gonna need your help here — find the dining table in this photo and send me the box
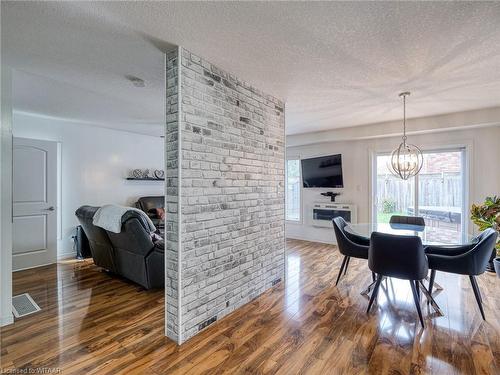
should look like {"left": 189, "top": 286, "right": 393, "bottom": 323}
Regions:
{"left": 344, "top": 222, "right": 475, "bottom": 315}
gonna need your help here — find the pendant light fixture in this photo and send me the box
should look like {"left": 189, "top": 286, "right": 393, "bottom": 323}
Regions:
{"left": 388, "top": 92, "right": 423, "bottom": 180}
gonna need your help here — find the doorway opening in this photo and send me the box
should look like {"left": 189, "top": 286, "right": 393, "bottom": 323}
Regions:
{"left": 12, "top": 137, "right": 59, "bottom": 271}
{"left": 372, "top": 147, "right": 468, "bottom": 243}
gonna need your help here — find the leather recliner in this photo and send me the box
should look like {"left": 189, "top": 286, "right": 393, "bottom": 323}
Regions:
{"left": 75, "top": 206, "right": 164, "bottom": 289}
{"left": 135, "top": 196, "right": 165, "bottom": 229}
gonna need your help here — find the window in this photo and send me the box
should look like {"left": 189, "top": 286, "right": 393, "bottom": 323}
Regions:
{"left": 286, "top": 159, "right": 301, "bottom": 221}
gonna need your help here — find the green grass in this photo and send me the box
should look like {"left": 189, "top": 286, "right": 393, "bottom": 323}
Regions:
{"left": 377, "top": 211, "right": 405, "bottom": 223}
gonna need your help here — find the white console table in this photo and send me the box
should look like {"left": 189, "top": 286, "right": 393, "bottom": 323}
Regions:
{"left": 311, "top": 202, "right": 357, "bottom": 228}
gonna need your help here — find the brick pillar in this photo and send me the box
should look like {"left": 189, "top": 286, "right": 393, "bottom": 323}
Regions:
{"left": 165, "top": 47, "right": 285, "bottom": 343}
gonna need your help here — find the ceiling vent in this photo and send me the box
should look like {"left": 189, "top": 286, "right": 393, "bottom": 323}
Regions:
{"left": 12, "top": 293, "right": 41, "bottom": 318}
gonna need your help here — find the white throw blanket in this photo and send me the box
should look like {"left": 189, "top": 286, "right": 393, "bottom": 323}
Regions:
{"left": 93, "top": 204, "right": 156, "bottom": 234}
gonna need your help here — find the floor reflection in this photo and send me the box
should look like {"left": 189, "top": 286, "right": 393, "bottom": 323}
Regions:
{"left": 285, "top": 254, "right": 301, "bottom": 315}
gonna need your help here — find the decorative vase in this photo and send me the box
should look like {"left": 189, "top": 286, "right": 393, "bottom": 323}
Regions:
{"left": 494, "top": 258, "right": 500, "bottom": 278}
{"left": 486, "top": 248, "right": 497, "bottom": 273}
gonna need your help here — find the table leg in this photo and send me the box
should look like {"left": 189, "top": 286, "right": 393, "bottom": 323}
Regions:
{"left": 433, "top": 281, "right": 444, "bottom": 291}
{"left": 419, "top": 280, "right": 444, "bottom": 316}
{"left": 361, "top": 275, "right": 388, "bottom": 297}
{"left": 424, "top": 275, "right": 444, "bottom": 291}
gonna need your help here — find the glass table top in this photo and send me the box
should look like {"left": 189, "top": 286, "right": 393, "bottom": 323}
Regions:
{"left": 345, "top": 222, "right": 474, "bottom": 246}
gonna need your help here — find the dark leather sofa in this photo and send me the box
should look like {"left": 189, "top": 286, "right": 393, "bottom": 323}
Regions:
{"left": 75, "top": 206, "right": 164, "bottom": 289}
{"left": 135, "top": 196, "right": 165, "bottom": 230}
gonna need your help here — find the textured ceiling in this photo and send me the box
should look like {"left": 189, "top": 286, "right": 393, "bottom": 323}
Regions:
{"left": 3, "top": 1, "right": 500, "bottom": 135}
{"left": 2, "top": 1, "right": 169, "bottom": 136}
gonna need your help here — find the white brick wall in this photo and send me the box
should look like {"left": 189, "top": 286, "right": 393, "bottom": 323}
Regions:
{"left": 166, "top": 47, "right": 285, "bottom": 343}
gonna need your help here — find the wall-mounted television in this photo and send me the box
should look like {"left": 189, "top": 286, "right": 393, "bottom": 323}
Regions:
{"left": 301, "top": 154, "right": 343, "bottom": 188}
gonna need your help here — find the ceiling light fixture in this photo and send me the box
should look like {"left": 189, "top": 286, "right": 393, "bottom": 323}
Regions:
{"left": 125, "top": 75, "right": 145, "bottom": 88}
{"left": 388, "top": 92, "right": 424, "bottom": 180}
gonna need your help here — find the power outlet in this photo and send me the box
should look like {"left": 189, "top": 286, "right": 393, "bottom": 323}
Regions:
{"left": 198, "top": 315, "right": 217, "bottom": 332}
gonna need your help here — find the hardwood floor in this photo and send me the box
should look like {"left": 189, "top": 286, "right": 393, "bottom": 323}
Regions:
{"left": 1, "top": 239, "right": 499, "bottom": 374}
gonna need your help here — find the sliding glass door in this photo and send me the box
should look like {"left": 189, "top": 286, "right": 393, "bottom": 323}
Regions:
{"left": 373, "top": 148, "right": 467, "bottom": 240}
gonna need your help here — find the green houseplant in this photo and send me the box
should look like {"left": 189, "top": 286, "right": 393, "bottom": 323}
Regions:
{"left": 470, "top": 196, "right": 500, "bottom": 275}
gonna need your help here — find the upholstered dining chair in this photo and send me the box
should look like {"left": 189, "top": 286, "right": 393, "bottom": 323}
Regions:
{"left": 367, "top": 232, "right": 429, "bottom": 327}
{"left": 425, "top": 228, "right": 498, "bottom": 320}
{"left": 390, "top": 215, "right": 426, "bottom": 227}
{"left": 332, "top": 217, "right": 371, "bottom": 286}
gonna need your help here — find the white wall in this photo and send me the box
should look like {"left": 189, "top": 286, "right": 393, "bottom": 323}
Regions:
{"left": 1, "top": 66, "right": 14, "bottom": 326}
{"left": 286, "top": 125, "right": 500, "bottom": 244}
{"left": 13, "top": 112, "right": 164, "bottom": 257}
{"left": 287, "top": 106, "right": 500, "bottom": 147}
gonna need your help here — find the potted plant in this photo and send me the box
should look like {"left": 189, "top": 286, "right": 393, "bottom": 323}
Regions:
{"left": 470, "top": 196, "right": 500, "bottom": 276}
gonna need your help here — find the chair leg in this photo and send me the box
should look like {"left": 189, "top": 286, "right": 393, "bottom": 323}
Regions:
{"left": 428, "top": 269, "right": 436, "bottom": 295}
{"left": 410, "top": 280, "right": 425, "bottom": 328}
{"left": 469, "top": 275, "right": 485, "bottom": 320}
{"left": 470, "top": 276, "right": 483, "bottom": 303}
{"left": 343, "top": 257, "right": 350, "bottom": 276}
{"left": 336, "top": 256, "right": 348, "bottom": 286}
{"left": 367, "top": 276, "right": 383, "bottom": 313}
{"left": 372, "top": 272, "right": 376, "bottom": 282}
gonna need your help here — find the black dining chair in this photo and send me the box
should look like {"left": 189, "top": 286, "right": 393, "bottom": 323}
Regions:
{"left": 425, "top": 228, "right": 498, "bottom": 320}
{"left": 332, "top": 217, "right": 371, "bottom": 286}
{"left": 390, "top": 215, "right": 426, "bottom": 227}
{"left": 367, "top": 232, "right": 429, "bottom": 327}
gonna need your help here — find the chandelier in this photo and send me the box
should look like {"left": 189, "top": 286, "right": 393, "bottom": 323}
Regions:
{"left": 388, "top": 92, "right": 423, "bottom": 180}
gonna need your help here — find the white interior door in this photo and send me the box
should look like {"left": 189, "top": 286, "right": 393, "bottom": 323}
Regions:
{"left": 373, "top": 154, "right": 415, "bottom": 223}
{"left": 12, "top": 137, "right": 57, "bottom": 271}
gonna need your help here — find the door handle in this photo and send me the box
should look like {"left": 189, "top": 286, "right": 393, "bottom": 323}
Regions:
{"left": 43, "top": 206, "right": 55, "bottom": 211}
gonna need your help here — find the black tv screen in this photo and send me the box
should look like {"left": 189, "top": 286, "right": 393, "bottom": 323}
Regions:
{"left": 301, "top": 154, "right": 343, "bottom": 188}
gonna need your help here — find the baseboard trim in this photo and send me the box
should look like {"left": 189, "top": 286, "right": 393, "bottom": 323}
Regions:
{"left": 13, "top": 255, "right": 77, "bottom": 272}
{"left": 286, "top": 235, "right": 335, "bottom": 245}
{"left": 58, "top": 252, "right": 76, "bottom": 260}
{"left": 1, "top": 314, "right": 14, "bottom": 327}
